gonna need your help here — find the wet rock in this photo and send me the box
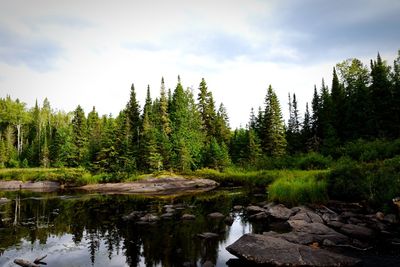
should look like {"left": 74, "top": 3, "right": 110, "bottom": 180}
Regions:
{"left": 246, "top": 205, "right": 265, "bottom": 214}
{"left": 202, "top": 260, "right": 214, "bottom": 267}
{"left": 340, "top": 224, "right": 374, "bottom": 240}
{"left": 161, "top": 213, "right": 174, "bottom": 219}
{"left": 165, "top": 208, "right": 175, "bottom": 213}
{"left": 0, "top": 198, "right": 10, "bottom": 205}
{"left": 197, "top": 232, "right": 219, "bottom": 239}
{"left": 290, "top": 207, "right": 323, "bottom": 224}
{"left": 139, "top": 214, "right": 160, "bottom": 223}
{"left": 181, "top": 214, "right": 196, "bottom": 220}
{"left": 326, "top": 220, "right": 345, "bottom": 229}
{"left": 383, "top": 214, "right": 398, "bottom": 224}
{"left": 249, "top": 212, "right": 268, "bottom": 221}
{"left": 224, "top": 216, "right": 234, "bottom": 226}
{"left": 265, "top": 204, "right": 294, "bottom": 220}
{"left": 288, "top": 219, "right": 349, "bottom": 245}
{"left": 207, "top": 212, "right": 225, "bottom": 219}
{"left": 226, "top": 234, "right": 361, "bottom": 266}
{"left": 233, "top": 205, "right": 243, "bottom": 211}
{"left": 164, "top": 204, "right": 174, "bottom": 209}
{"left": 123, "top": 211, "right": 143, "bottom": 221}
{"left": 375, "top": 211, "right": 385, "bottom": 221}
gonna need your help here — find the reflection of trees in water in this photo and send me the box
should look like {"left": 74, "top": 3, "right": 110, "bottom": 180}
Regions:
{"left": 0, "top": 189, "right": 254, "bottom": 266}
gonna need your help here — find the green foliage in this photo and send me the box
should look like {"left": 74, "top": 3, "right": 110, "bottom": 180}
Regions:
{"left": 328, "top": 157, "right": 400, "bottom": 207}
{"left": 268, "top": 172, "right": 328, "bottom": 206}
{"left": 297, "top": 152, "right": 332, "bottom": 170}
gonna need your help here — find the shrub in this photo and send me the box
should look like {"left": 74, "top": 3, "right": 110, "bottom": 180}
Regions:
{"left": 297, "top": 152, "right": 332, "bottom": 170}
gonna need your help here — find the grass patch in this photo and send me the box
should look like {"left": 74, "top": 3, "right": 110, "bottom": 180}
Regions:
{"left": 268, "top": 171, "right": 328, "bottom": 206}
{"left": 193, "top": 167, "right": 326, "bottom": 187}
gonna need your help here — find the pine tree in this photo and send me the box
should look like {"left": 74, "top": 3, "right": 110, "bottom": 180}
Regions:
{"left": 370, "top": 53, "right": 393, "bottom": 137}
{"left": 301, "top": 103, "right": 312, "bottom": 152}
{"left": 87, "top": 106, "right": 101, "bottom": 167}
{"left": 126, "top": 84, "right": 141, "bottom": 169}
{"left": 214, "top": 103, "right": 231, "bottom": 145}
{"left": 71, "top": 105, "right": 87, "bottom": 166}
{"left": 331, "top": 67, "right": 345, "bottom": 140}
{"left": 286, "top": 93, "right": 301, "bottom": 154}
{"left": 197, "top": 78, "right": 216, "bottom": 140}
{"left": 310, "top": 86, "right": 321, "bottom": 150}
{"left": 262, "top": 85, "right": 287, "bottom": 157}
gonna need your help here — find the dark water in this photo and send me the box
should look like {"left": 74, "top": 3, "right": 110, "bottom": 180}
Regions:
{"left": 1, "top": 189, "right": 400, "bottom": 267}
{"left": 0, "top": 188, "right": 272, "bottom": 267}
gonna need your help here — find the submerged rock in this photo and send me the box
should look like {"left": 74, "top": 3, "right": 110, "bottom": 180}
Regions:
{"left": 181, "top": 214, "right": 196, "bottom": 220}
{"left": 224, "top": 216, "right": 234, "bottom": 226}
{"left": 226, "top": 234, "right": 361, "bottom": 266}
{"left": 207, "top": 212, "right": 225, "bottom": 219}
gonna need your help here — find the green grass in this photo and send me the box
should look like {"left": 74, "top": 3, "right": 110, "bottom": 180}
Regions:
{"left": 193, "top": 167, "right": 327, "bottom": 187}
{"left": 268, "top": 171, "right": 328, "bottom": 206}
{"left": 0, "top": 168, "right": 98, "bottom": 186}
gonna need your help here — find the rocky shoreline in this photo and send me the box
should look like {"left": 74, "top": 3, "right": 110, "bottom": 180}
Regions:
{"left": 227, "top": 201, "right": 400, "bottom": 266}
{"left": 0, "top": 177, "right": 219, "bottom": 195}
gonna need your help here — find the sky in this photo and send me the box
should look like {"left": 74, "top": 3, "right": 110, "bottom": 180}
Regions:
{"left": 0, "top": 0, "right": 399, "bottom": 128}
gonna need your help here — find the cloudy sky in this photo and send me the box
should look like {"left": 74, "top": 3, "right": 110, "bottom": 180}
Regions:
{"left": 1, "top": 0, "right": 399, "bottom": 128}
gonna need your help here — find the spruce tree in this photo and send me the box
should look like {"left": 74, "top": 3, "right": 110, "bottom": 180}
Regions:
{"left": 71, "top": 105, "right": 87, "bottom": 166}
{"left": 126, "top": 83, "right": 141, "bottom": 168}
{"left": 197, "top": 78, "right": 216, "bottom": 140}
{"left": 262, "top": 85, "right": 287, "bottom": 157}
{"left": 286, "top": 93, "right": 301, "bottom": 154}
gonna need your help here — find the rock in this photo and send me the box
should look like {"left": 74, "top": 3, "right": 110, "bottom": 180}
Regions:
{"left": 376, "top": 211, "right": 385, "bottom": 221}
{"left": 202, "top": 260, "right": 214, "bottom": 267}
{"left": 0, "top": 198, "right": 10, "bottom": 205}
{"left": 288, "top": 220, "right": 349, "bottom": 245}
{"left": 246, "top": 205, "right": 266, "bottom": 214}
{"left": 233, "top": 205, "right": 243, "bottom": 211}
{"left": 249, "top": 212, "right": 268, "bottom": 220}
{"left": 226, "top": 234, "right": 361, "bottom": 266}
{"left": 139, "top": 214, "right": 160, "bottom": 223}
{"left": 161, "top": 213, "right": 174, "bottom": 219}
{"left": 197, "top": 232, "right": 219, "bottom": 239}
{"left": 123, "top": 211, "right": 143, "bottom": 221}
{"left": 181, "top": 214, "right": 196, "bottom": 220}
{"left": 207, "top": 212, "right": 225, "bottom": 219}
{"left": 290, "top": 208, "right": 323, "bottom": 224}
{"left": 265, "top": 204, "right": 294, "bottom": 220}
{"left": 224, "top": 216, "right": 234, "bottom": 226}
{"left": 165, "top": 208, "right": 175, "bottom": 213}
{"left": 383, "top": 214, "right": 398, "bottom": 224}
{"left": 164, "top": 204, "right": 174, "bottom": 209}
{"left": 339, "top": 224, "right": 374, "bottom": 239}
{"left": 326, "top": 220, "right": 345, "bottom": 229}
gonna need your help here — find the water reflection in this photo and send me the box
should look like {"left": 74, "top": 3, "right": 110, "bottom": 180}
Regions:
{"left": 0, "top": 189, "right": 264, "bottom": 267}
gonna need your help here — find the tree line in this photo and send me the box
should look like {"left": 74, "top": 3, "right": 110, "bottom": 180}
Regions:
{"left": 1, "top": 51, "right": 399, "bottom": 172}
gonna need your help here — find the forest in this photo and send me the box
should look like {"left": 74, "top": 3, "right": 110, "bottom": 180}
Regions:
{"left": 1, "top": 51, "right": 400, "bottom": 206}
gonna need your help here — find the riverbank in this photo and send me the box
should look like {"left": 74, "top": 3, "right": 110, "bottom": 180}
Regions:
{"left": 0, "top": 175, "right": 219, "bottom": 195}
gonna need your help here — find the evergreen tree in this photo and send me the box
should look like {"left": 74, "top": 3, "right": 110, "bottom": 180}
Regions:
{"left": 197, "top": 78, "right": 216, "bottom": 140}
{"left": 331, "top": 67, "right": 345, "bottom": 141}
{"left": 370, "top": 53, "right": 393, "bottom": 137}
{"left": 286, "top": 93, "right": 301, "bottom": 154}
{"left": 214, "top": 103, "right": 231, "bottom": 145}
{"left": 87, "top": 106, "right": 101, "bottom": 167}
{"left": 301, "top": 102, "right": 312, "bottom": 152}
{"left": 71, "top": 105, "right": 87, "bottom": 166}
{"left": 126, "top": 84, "right": 141, "bottom": 169}
{"left": 310, "top": 86, "right": 321, "bottom": 150}
{"left": 261, "top": 85, "right": 287, "bottom": 157}
{"left": 393, "top": 51, "right": 400, "bottom": 137}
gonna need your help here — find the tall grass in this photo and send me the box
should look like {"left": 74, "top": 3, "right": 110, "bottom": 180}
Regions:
{"left": 268, "top": 172, "right": 328, "bottom": 206}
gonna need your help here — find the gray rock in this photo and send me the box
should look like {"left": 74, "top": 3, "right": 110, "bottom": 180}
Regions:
{"left": 233, "top": 205, "right": 243, "bottom": 211}
{"left": 161, "top": 213, "right": 174, "bottom": 219}
{"left": 0, "top": 198, "right": 10, "bottom": 205}
{"left": 340, "top": 224, "right": 374, "bottom": 239}
{"left": 249, "top": 212, "right": 268, "bottom": 220}
{"left": 207, "top": 212, "right": 225, "bottom": 219}
{"left": 290, "top": 208, "right": 323, "bottom": 224}
{"left": 123, "top": 211, "right": 143, "bottom": 221}
{"left": 197, "top": 232, "right": 219, "bottom": 239}
{"left": 246, "top": 205, "right": 266, "bottom": 214}
{"left": 383, "top": 214, "right": 398, "bottom": 224}
{"left": 266, "top": 204, "right": 294, "bottom": 220}
{"left": 326, "top": 220, "right": 345, "bottom": 229}
{"left": 375, "top": 211, "right": 385, "bottom": 221}
{"left": 165, "top": 208, "right": 175, "bottom": 213}
{"left": 181, "top": 214, "right": 196, "bottom": 220}
{"left": 139, "top": 214, "right": 160, "bottom": 223}
{"left": 202, "top": 260, "right": 214, "bottom": 267}
{"left": 224, "top": 216, "right": 234, "bottom": 226}
{"left": 288, "top": 219, "right": 349, "bottom": 245}
{"left": 226, "top": 234, "right": 361, "bottom": 266}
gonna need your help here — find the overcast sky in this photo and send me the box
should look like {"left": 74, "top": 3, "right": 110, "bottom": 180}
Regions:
{"left": 1, "top": 0, "right": 399, "bottom": 128}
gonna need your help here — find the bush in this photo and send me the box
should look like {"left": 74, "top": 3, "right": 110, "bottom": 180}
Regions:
{"left": 328, "top": 156, "right": 400, "bottom": 207}
{"left": 297, "top": 152, "right": 332, "bottom": 170}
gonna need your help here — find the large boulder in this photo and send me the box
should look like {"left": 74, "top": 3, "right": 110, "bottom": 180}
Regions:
{"left": 288, "top": 219, "right": 349, "bottom": 245}
{"left": 290, "top": 207, "right": 324, "bottom": 224}
{"left": 339, "top": 224, "right": 375, "bottom": 240}
{"left": 265, "top": 204, "right": 294, "bottom": 220}
{"left": 246, "top": 205, "right": 266, "bottom": 214}
{"left": 207, "top": 212, "right": 225, "bottom": 219}
{"left": 226, "top": 234, "right": 361, "bottom": 266}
